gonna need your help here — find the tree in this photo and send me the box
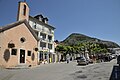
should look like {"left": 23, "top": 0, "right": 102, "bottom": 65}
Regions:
{"left": 55, "top": 41, "right": 108, "bottom": 61}
{"left": 56, "top": 44, "right": 67, "bottom": 61}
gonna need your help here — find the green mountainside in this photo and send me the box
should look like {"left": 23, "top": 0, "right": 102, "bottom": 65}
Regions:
{"left": 61, "top": 33, "right": 120, "bottom": 48}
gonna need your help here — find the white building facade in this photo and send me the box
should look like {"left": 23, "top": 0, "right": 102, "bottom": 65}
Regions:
{"left": 29, "top": 15, "right": 56, "bottom": 64}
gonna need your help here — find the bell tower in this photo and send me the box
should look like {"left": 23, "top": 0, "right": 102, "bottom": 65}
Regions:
{"left": 17, "top": 1, "right": 29, "bottom": 21}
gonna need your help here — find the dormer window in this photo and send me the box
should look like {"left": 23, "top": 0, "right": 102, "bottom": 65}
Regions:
{"left": 23, "top": 5, "right": 26, "bottom": 16}
{"left": 42, "top": 17, "right": 48, "bottom": 24}
{"left": 34, "top": 15, "right": 43, "bottom": 21}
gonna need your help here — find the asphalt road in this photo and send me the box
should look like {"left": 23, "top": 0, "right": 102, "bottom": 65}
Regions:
{"left": 0, "top": 59, "right": 117, "bottom": 80}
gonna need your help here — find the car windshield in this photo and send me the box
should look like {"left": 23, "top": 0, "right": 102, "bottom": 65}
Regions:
{"left": 77, "top": 57, "right": 85, "bottom": 60}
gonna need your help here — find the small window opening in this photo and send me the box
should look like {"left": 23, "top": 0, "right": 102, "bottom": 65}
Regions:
{"left": 11, "top": 49, "right": 17, "bottom": 55}
{"left": 28, "top": 51, "right": 31, "bottom": 56}
{"left": 23, "top": 5, "right": 26, "bottom": 16}
{"left": 20, "top": 37, "right": 26, "bottom": 43}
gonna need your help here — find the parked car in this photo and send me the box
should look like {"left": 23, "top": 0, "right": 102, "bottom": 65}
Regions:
{"left": 104, "top": 55, "right": 111, "bottom": 62}
{"left": 76, "top": 57, "right": 89, "bottom": 65}
{"left": 110, "top": 54, "right": 116, "bottom": 59}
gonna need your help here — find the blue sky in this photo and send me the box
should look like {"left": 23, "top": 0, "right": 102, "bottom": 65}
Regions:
{"left": 0, "top": 0, "right": 120, "bottom": 45}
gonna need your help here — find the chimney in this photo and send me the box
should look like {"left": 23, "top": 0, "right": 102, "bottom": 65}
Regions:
{"left": 17, "top": 1, "right": 29, "bottom": 21}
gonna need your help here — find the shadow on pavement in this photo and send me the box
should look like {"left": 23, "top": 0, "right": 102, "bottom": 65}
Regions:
{"left": 77, "top": 64, "right": 87, "bottom": 66}
{"left": 109, "top": 65, "right": 120, "bottom": 80}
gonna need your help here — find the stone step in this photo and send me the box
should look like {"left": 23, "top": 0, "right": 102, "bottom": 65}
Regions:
{"left": 6, "top": 64, "right": 30, "bottom": 69}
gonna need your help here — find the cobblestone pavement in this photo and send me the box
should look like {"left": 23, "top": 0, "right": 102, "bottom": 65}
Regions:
{"left": 0, "top": 59, "right": 117, "bottom": 80}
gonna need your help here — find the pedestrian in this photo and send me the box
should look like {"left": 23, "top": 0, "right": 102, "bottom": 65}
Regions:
{"left": 66, "top": 54, "right": 70, "bottom": 63}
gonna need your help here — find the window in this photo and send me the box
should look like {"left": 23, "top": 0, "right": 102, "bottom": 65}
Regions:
{"left": 23, "top": 5, "right": 26, "bottom": 16}
{"left": 11, "top": 49, "right": 17, "bottom": 55}
{"left": 20, "top": 37, "right": 26, "bottom": 43}
{"left": 48, "top": 44, "right": 52, "bottom": 49}
{"left": 48, "top": 35, "right": 52, "bottom": 42}
{"left": 39, "top": 51, "right": 43, "bottom": 61}
{"left": 28, "top": 51, "right": 31, "bottom": 56}
{"left": 35, "top": 31, "right": 39, "bottom": 36}
{"left": 40, "top": 42, "right": 46, "bottom": 48}
{"left": 40, "top": 33, "right": 46, "bottom": 40}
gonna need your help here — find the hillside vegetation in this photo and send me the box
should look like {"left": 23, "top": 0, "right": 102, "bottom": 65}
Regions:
{"left": 62, "top": 33, "right": 120, "bottom": 48}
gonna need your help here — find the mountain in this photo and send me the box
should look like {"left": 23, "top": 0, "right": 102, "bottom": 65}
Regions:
{"left": 61, "top": 33, "right": 120, "bottom": 48}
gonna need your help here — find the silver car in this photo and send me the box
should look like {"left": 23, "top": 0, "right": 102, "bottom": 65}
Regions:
{"left": 76, "top": 57, "right": 88, "bottom": 65}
